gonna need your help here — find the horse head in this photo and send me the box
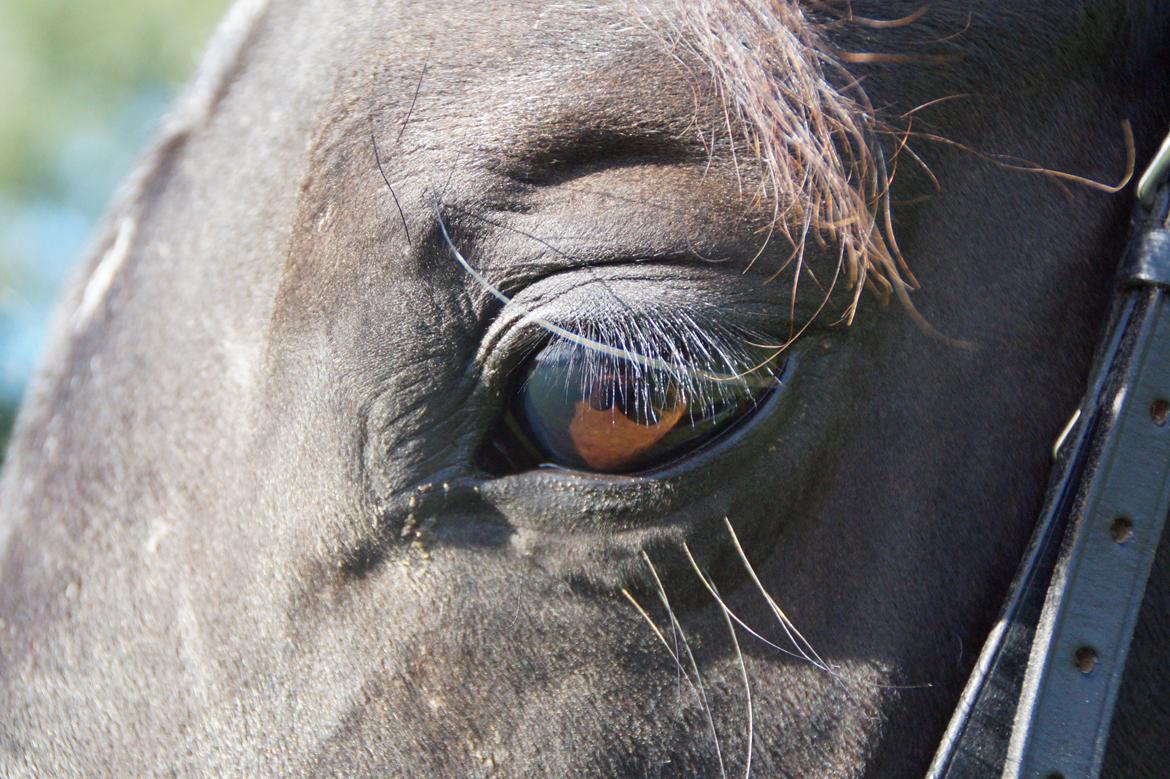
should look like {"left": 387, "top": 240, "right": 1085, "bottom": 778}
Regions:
{"left": 2, "top": 1, "right": 1168, "bottom": 775}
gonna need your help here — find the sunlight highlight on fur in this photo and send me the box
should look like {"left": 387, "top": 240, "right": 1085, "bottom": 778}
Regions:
{"left": 646, "top": 0, "right": 915, "bottom": 323}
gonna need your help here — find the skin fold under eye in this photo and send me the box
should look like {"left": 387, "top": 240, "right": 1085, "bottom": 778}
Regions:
{"left": 479, "top": 313, "right": 787, "bottom": 476}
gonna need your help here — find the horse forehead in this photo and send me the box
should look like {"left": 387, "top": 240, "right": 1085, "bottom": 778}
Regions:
{"left": 332, "top": 0, "right": 664, "bottom": 78}
{"left": 271, "top": 2, "right": 710, "bottom": 287}
{"left": 355, "top": 1, "right": 692, "bottom": 124}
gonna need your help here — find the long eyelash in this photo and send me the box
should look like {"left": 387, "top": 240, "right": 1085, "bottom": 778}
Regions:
{"left": 434, "top": 203, "right": 788, "bottom": 420}
{"left": 539, "top": 310, "right": 784, "bottom": 424}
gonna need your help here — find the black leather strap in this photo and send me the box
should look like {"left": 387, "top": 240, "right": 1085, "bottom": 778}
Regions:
{"left": 929, "top": 151, "right": 1170, "bottom": 779}
{"left": 1122, "top": 189, "right": 1170, "bottom": 288}
{"left": 1005, "top": 184, "right": 1170, "bottom": 778}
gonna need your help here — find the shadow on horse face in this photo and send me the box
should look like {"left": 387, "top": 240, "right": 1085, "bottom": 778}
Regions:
{"left": 2, "top": 1, "right": 1168, "bottom": 776}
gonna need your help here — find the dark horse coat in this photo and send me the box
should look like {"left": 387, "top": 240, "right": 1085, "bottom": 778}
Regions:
{"left": 2, "top": 1, "right": 1168, "bottom": 776}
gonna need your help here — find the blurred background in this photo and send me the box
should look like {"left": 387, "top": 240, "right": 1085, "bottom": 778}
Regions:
{"left": 0, "top": 0, "right": 229, "bottom": 457}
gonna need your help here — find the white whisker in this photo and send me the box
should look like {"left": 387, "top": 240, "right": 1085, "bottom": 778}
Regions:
{"left": 643, "top": 552, "right": 728, "bottom": 779}
{"left": 622, "top": 587, "right": 695, "bottom": 718}
{"left": 682, "top": 542, "right": 809, "bottom": 664}
{"left": 710, "top": 578, "right": 754, "bottom": 779}
{"left": 723, "top": 517, "right": 835, "bottom": 674}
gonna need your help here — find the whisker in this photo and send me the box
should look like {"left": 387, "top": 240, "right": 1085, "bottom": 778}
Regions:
{"left": 722, "top": 518, "right": 834, "bottom": 674}
{"left": 710, "top": 578, "right": 754, "bottom": 779}
{"left": 682, "top": 542, "right": 809, "bottom": 664}
{"left": 622, "top": 587, "right": 691, "bottom": 713}
{"left": 714, "top": 520, "right": 938, "bottom": 696}
{"left": 395, "top": 42, "right": 431, "bottom": 144}
{"left": 643, "top": 552, "right": 728, "bottom": 779}
{"left": 370, "top": 119, "right": 412, "bottom": 246}
{"left": 442, "top": 203, "right": 574, "bottom": 262}
{"left": 622, "top": 587, "right": 676, "bottom": 655}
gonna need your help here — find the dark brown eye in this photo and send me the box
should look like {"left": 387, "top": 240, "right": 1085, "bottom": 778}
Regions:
{"left": 486, "top": 337, "right": 781, "bottom": 475}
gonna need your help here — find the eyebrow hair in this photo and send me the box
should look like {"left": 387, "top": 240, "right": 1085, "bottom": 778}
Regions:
{"left": 650, "top": 0, "right": 912, "bottom": 325}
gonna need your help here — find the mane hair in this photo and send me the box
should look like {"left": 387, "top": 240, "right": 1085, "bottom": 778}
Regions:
{"left": 650, "top": 0, "right": 913, "bottom": 325}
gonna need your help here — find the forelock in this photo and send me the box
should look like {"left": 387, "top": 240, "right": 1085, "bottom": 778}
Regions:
{"left": 643, "top": 0, "right": 911, "bottom": 325}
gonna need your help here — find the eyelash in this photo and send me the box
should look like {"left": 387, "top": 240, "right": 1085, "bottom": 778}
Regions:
{"left": 437, "top": 203, "right": 786, "bottom": 418}
{"left": 438, "top": 203, "right": 792, "bottom": 473}
{"left": 521, "top": 309, "right": 785, "bottom": 426}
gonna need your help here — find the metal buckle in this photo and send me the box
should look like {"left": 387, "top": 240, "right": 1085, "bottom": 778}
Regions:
{"left": 1136, "top": 129, "right": 1170, "bottom": 208}
{"left": 1123, "top": 132, "right": 1170, "bottom": 289}
{"left": 1052, "top": 408, "right": 1082, "bottom": 460}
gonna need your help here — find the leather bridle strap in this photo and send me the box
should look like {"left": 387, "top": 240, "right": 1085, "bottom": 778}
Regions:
{"left": 929, "top": 131, "right": 1170, "bottom": 779}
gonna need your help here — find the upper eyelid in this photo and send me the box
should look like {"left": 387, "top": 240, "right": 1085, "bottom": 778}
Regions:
{"left": 441, "top": 202, "right": 726, "bottom": 300}
{"left": 441, "top": 213, "right": 678, "bottom": 375}
{"left": 438, "top": 202, "right": 830, "bottom": 390}
{"left": 434, "top": 158, "right": 771, "bottom": 283}
{"left": 475, "top": 268, "right": 797, "bottom": 405}
{"left": 438, "top": 203, "right": 843, "bottom": 340}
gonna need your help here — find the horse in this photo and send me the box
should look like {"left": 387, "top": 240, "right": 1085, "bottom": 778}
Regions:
{"left": 2, "top": 0, "right": 1168, "bottom": 775}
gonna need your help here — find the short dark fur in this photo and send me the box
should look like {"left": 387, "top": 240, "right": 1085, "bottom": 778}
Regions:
{"left": 1, "top": 1, "right": 1168, "bottom": 776}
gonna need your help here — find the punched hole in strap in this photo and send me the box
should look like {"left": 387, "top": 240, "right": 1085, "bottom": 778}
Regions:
{"left": 1151, "top": 398, "right": 1169, "bottom": 426}
{"left": 1074, "top": 646, "right": 1099, "bottom": 675}
{"left": 1110, "top": 516, "right": 1134, "bottom": 544}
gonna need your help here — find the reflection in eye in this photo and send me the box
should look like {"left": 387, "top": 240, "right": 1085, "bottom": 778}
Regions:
{"left": 487, "top": 324, "right": 785, "bottom": 475}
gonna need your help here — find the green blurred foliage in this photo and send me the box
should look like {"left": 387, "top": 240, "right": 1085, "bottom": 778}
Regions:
{"left": 0, "top": 0, "right": 228, "bottom": 199}
{"left": 0, "top": 0, "right": 229, "bottom": 459}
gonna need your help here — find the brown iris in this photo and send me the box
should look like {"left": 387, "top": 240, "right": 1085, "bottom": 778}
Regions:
{"left": 566, "top": 383, "right": 688, "bottom": 471}
{"left": 506, "top": 343, "right": 767, "bottom": 474}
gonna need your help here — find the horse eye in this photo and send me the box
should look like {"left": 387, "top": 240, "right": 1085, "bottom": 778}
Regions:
{"left": 488, "top": 340, "right": 778, "bottom": 475}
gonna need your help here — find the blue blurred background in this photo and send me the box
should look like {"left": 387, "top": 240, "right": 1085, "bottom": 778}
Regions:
{"left": 0, "top": 0, "right": 229, "bottom": 455}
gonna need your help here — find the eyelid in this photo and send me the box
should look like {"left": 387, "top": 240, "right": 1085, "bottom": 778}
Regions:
{"left": 475, "top": 270, "right": 801, "bottom": 454}
{"left": 476, "top": 263, "right": 803, "bottom": 382}
{"left": 442, "top": 210, "right": 745, "bottom": 376}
